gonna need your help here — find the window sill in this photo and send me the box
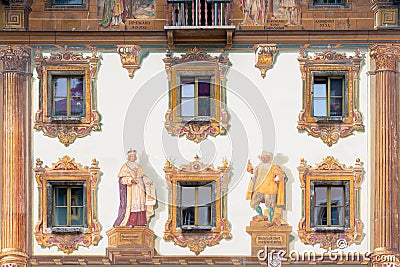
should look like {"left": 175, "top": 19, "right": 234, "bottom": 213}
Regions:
{"left": 51, "top": 227, "right": 87, "bottom": 234}
{"left": 50, "top": 117, "right": 83, "bottom": 124}
{"left": 308, "top": 4, "right": 350, "bottom": 9}
{"left": 314, "top": 116, "right": 344, "bottom": 122}
{"left": 312, "top": 226, "right": 346, "bottom": 233}
{"left": 181, "top": 225, "right": 213, "bottom": 231}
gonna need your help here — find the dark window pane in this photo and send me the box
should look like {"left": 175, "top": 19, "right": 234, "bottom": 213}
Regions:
{"left": 54, "top": 77, "right": 68, "bottom": 97}
{"left": 198, "top": 97, "right": 210, "bottom": 116}
{"left": 331, "top": 207, "right": 344, "bottom": 226}
{"left": 182, "top": 207, "right": 195, "bottom": 225}
{"left": 70, "top": 77, "right": 84, "bottom": 97}
{"left": 70, "top": 207, "right": 84, "bottom": 226}
{"left": 198, "top": 81, "right": 210, "bottom": 96}
{"left": 70, "top": 98, "right": 84, "bottom": 116}
{"left": 330, "top": 78, "right": 343, "bottom": 96}
{"left": 330, "top": 98, "right": 343, "bottom": 116}
{"left": 197, "top": 206, "right": 211, "bottom": 225}
{"left": 71, "top": 187, "right": 84, "bottom": 206}
{"left": 54, "top": 98, "right": 68, "bottom": 116}
{"left": 55, "top": 207, "right": 68, "bottom": 226}
{"left": 314, "top": 206, "right": 327, "bottom": 225}
{"left": 55, "top": 187, "right": 67, "bottom": 206}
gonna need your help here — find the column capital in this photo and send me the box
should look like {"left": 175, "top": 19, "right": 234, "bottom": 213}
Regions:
{"left": 0, "top": 46, "right": 30, "bottom": 72}
{"left": 370, "top": 43, "right": 400, "bottom": 72}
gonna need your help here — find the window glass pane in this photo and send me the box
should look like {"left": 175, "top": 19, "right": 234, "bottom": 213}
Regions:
{"left": 54, "top": 0, "right": 83, "bottom": 4}
{"left": 182, "top": 207, "right": 195, "bottom": 225}
{"left": 70, "top": 98, "right": 84, "bottom": 116}
{"left": 71, "top": 187, "right": 84, "bottom": 206}
{"left": 313, "top": 81, "right": 327, "bottom": 97}
{"left": 313, "top": 99, "right": 327, "bottom": 116}
{"left": 55, "top": 207, "right": 68, "bottom": 226}
{"left": 70, "top": 77, "right": 84, "bottom": 97}
{"left": 70, "top": 207, "right": 84, "bottom": 226}
{"left": 314, "top": 186, "right": 327, "bottom": 206}
{"left": 314, "top": 206, "right": 327, "bottom": 225}
{"left": 54, "top": 77, "right": 68, "bottom": 97}
{"left": 331, "top": 207, "right": 344, "bottom": 225}
{"left": 330, "top": 186, "right": 344, "bottom": 206}
{"left": 182, "top": 186, "right": 195, "bottom": 206}
{"left": 182, "top": 83, "right": 195, "bottom": 97}
{"left": 197, "top": 206, "right": 211, "bottom": 225}
{"left": 330, "top": 78, "right": 343, "bottom": 96}
{"left": 181, "top": 98, "right": 195, "bottom": 117}
{"left": 55, "top": 187, "right": 68, "bottom": 206}
{"left": 198, "top": 185, "right": 212, "bottom": 206}
{"left": 54, "top": 98, "right": 68, "bottom": 116}
{"left": 198, "top": 81, "right": 210, "bottom": 96}
{"left": 198, "top": 97, "right": 210, "bottom": 116}
{"left": 330, "top": 98, "right": 343, "bottom": 116}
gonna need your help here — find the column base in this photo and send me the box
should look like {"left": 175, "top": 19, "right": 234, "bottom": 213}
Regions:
{"left": 371, "top": 248, "right": 400, "bottom": 267}
{"left": 0, "top": 251, "right": 29, "bottom": 267}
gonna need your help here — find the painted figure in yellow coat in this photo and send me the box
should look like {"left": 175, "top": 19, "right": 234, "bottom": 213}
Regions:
{"left": 246, "top": 151, "right": 285, "bottom": 224}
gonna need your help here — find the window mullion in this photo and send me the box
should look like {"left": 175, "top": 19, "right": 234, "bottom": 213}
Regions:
{"left": 67, "top": 187, "right": 71, "bottom": 226}
{"left": 67, "top": 77, "right": 71, "bottom": 116}
{"left": 327, "top": 78, "right": 331, "bottom": 116}
{"left": 195, "top": 78, "right": 199, "bottom": 117}
{"left": 195, "top": 187, "right": 199, "bottom": 226}
{"left": 327, "top": 186, "right": 331, "bottom": 227}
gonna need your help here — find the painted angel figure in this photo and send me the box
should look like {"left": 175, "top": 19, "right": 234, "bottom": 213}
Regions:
{"left": 114, "top": 149, "right": 156, "bottom": 227}
{"left": 246, "top": 151, "right": 286, "bottom": 225}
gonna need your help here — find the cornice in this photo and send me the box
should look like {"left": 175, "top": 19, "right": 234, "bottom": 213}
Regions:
{"left": 1, "top": 30, "right": 400, "bottom": 47}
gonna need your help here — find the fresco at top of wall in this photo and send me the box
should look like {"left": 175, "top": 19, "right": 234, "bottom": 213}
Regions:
{"left": 99, "top": 0, "right": 155, "bottom": 27}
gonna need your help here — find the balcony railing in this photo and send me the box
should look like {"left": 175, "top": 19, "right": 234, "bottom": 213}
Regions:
{"left": 166, "top": 0, "right": 232, "bottom": 26}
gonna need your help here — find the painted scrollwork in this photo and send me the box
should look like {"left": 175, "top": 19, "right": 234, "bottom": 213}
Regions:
{"left": 34, "top": 156, "right": 101, "bottom": 254}
{"left": 297, "top": 157, "right": 364, "bottom": 250}
{"left": 163, "top": 156, "right": 231, "bottom": 255}
{"left": 163, "top": 48, "right": 230, "bottom": 143}
{"left": 33, "top": 47, "right": 101, "bottom": 146}
{"left": 297, "top": 47, "right": 364, "bottom": 146}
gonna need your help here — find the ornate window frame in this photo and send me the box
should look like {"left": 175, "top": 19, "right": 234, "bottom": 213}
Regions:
{"left": 34, "top": 156, "right": 101, "bottom": 254}
{"left": 163, "top": 48, "right": 229, "bottom": 143}
{"left": 297, "top": 156, "right": 363, "bottom": 250}
{"left": 163, "top": 156, "right": 231, "bottom": 255}
{"left": 34, "top": 48, "right": 101, "bottom": 146}
{"left": 297, "top": 47, "right": 364, "bottom": 146}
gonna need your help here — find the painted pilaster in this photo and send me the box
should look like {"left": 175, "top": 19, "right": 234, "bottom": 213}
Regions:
{"left": 0, "top": 45, "right": 31, "bottom": 267}
{"left": 370, "top": 43, "right": 400, "bottom": 266}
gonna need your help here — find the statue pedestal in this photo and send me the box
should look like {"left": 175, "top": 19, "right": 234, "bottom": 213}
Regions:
{"left": 246, "top": 220, "right": 292, "bottom": 256}
{"left": 106, "top": 226, "right": 154, "bottom": 264}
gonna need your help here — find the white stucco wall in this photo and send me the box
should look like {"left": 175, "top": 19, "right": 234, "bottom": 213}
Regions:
{"left": 32, "top": 49, "right": 370, "bottom": 256}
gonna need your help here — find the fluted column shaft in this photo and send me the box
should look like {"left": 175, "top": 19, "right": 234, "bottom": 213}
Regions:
{"left": 370, "top": 43, "right": 400, "bottom": 265}
{"left": 0, "top": 46, "right": 31, "bottom": 267}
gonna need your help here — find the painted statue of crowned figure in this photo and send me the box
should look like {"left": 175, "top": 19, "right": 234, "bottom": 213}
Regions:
{"left": 246, "top": 151, "right": 287, "bottom": 225}
{"left": 114, "top": 149, "right": 156, "bottom": 227}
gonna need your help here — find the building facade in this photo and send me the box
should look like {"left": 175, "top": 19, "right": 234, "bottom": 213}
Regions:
{"left": 0, "top": 0, "right": 399, "bottom": 266}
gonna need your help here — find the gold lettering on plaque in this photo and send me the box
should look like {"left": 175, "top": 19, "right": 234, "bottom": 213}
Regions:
{"left": 120, "top": 234, "right": 140, "bottom": 243}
